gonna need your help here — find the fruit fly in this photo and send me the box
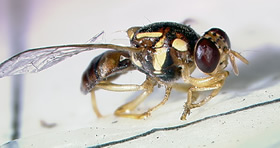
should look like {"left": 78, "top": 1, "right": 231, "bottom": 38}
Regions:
{"left": 0, "top": 22, "right": 248, "bottom": 120}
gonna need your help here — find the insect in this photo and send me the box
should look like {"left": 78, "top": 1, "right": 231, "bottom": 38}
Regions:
{"left": 0, "top": 22, "right": 248, "bottom": 120}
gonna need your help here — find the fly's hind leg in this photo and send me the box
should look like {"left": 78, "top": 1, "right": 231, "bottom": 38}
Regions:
{"left": 114, "top": 87, "right": 153, "bottom": 119}
{"left": 96, "top": 78, "right": 173, "bottom": 119}
{"left": 90, "top": 90, "right": 102, "bottom": 118}
{"left": 115, "top": 85, "right": 172, "bottom": 119}
{"left": 89, "top": 80, "right": 144, "bottom": 118}
{"left": 92, "top": 78, "right": 159, "bottom": 119}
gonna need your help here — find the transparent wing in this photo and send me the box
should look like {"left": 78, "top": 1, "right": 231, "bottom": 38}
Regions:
{"left": 0, "top": 32, "right": 139, "bottom": 78}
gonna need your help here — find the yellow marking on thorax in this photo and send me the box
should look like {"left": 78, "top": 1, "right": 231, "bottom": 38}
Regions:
{"left": 153, "top": 47, "right": 167, "bottom": 74}
{"left": 172, "top": 38, "right": 188, "bottom": 52}
{"left": 136, "top": 32, "right": 163, "bottom": 39}
{"left": 155, "top": 35, "right": 166, "bottom": 48}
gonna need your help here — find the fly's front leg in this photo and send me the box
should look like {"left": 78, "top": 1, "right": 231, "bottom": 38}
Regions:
{"left": 181, "top": 65, "right": 229, "bottom": 120}
{"left": 180, "top": 81, "right": 225, "bottom": 120}
{"left": 182, "top": 66, "right": 229, "bottom": 87}
{"left": 172, "top": 83, "right": 200, "bottom": 103}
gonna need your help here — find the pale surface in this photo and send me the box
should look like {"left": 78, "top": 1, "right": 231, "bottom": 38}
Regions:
{"left": 0, "top": 0, "right": 280, "bottom": 147}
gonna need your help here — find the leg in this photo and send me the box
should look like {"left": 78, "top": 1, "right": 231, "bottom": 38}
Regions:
{"left": 90, "top": 85, "right": 145, "bottom": 118}
{"left": 95, "top": 81, "right": 146, "bottom": 92}
{"left": 180, "top": 65, "right": 228, "bottom": 120}
{"left": 114, "top": 89, "right": 153, "bottom": 119}
{"left": 90, "top": 90, "right": 102, "bottom": 118}
{"left": 189, "top": 85, "right": 223, "bottom": 109}
{"left": 172, "top": 83, "right": 200, "bottom": 103}
{"left": 172, "top": 83, "right": 192, "bottom": 93}
{"left": 180, "top": 81, "right": 225, "bottom": 120}
{"left": 115, "top": 86, "right": 172, "bottom": 119}
{"left": 91, "top": 78, "right": 156, "bottom": 118}
{"left": 143, "top": 86, "right": 172, "bottom": 117}
{"left": 181, "top": 64, "right": 229, "bottom": 87}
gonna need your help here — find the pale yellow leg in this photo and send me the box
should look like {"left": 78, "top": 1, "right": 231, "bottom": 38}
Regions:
{"left": 90, "top": 78, "right": 156, "bottom": 118}
{"left": 172, "top": 83, "right": 192, "bottom": 92}
{"left": 180, "top": 65, "right": 229, "bottom": 120}
{"left": 90, "top": 90, "right": 102, "bottom": 118}
{"left": 95, "top": 82, "right": 144, "bottom": 92}
{"left": 172, "top": 82, "right": 200, "bottom": 103}
{"left": 114, "top": 89, "right": 153, "bottom": 119}
{"left": 189, "top": 84, "right": 223, "bottom": 109}
{"left": 143, "top": 86, "right": 172, "bottom": 116}
{"left": 180, "top": 81, "right": 224, "bottom": 120}
{"left": 90, "top": 84, "right": 146, "bottom": 118}
{"left": 115, "top": 86, "right": 172, "bottom": 119}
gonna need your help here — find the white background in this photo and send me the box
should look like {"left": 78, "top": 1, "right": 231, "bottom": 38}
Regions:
{"left": 0, "top": 0, "right": 280, "bottom": 147}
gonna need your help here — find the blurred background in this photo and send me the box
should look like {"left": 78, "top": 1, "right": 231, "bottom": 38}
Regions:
{"left": 0, "top": 0, "right": 280, "bottom": 147}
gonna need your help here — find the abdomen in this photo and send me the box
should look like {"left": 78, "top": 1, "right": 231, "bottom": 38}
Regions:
{"left": 80, "top": 50, "right": 133, "bottom": 94}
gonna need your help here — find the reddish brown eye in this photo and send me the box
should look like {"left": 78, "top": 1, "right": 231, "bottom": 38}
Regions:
{"left": 208, "top": 28, "right": 231, "bottom": 48}
{"left": 195, "top": 38, "right": 220, "bottom": 73}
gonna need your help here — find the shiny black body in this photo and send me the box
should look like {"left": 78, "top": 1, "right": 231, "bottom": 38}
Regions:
{"left": 130, "top": 22, "right": 199, "bottom": 82}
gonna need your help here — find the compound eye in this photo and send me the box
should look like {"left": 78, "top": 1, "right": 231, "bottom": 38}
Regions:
{"left": 195, "top": 38, "right": 220, "bottom": 73}
{"left": 208, "top": 28, "right": 231, "bottom": 48}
